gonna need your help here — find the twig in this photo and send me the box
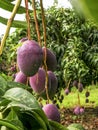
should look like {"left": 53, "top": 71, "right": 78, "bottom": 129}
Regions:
{"left": 40, "top": 0, "right": 46, "bottom": 46}
{"left": 0, "top": 0, "right": 21, "bottom": 55}
{"left": 32, "top": 0, "right": 41, "bottom": 46}
{"left": 40, "top": 0, "right": 49, "bottom": 103}
{"left": 25, "top": 0, "right": 31, "bottom": 40}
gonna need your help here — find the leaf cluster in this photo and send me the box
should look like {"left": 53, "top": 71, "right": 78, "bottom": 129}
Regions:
{"left": 0, "top": 76, "right": 68, "bottom": 130}
{"left": 1, "top": 4, "right": 98, "bottom": 88}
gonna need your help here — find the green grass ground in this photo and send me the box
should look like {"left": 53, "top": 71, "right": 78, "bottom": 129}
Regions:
{"left": 59, "top": 85, "right": 98, "bottom": 108}
{"left": 41, "top": 85, "right": 98, "bottom": 108}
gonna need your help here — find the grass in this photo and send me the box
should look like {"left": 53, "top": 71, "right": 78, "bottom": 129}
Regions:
{"left": 59, "top": 85, "right": 98, "bottom": 108}
{"left": 41, "top": 85, "right": 98, "bottom": 108}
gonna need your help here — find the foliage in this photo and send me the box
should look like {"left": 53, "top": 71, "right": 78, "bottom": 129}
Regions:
{"left": 1, "top": 4, "right": 98, "bottom": 88}
{"left": 0, "top": 75, "right": 68, "bottom": 130}
{"left": 67, "top": 123, "right": 85, "bottom": 130}
{"left": 0, "top": 1, "right": 97, "bottom": 129}
{"left": 0, "top": 0, "right": 28, "bottom": 28}
{"left": 70, "top": 0, "right": 98, "bottom": 25}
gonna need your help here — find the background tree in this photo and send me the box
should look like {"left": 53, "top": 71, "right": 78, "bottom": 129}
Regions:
{"left": 1, "top": 1, "right": 98, "bottom": 89}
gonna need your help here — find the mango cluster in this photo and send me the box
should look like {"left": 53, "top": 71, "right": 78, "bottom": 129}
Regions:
{"left": 14, "top": 39, "right": 60, "bottom": 122}
{"left": 15, "top": 39, "right": 58, "bottom": 99}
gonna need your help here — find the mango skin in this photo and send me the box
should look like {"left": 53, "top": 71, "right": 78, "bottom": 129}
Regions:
{"left": 48, "top": 71, "right": 58, "bottom": 98}
{"left": 19, "top": 37, "right": 28, "bottom": 43}
{"left": 42, "top": 104, "right": 60, "bottom": 122}
{"left": 29, "top": 68, "right": 46, "bottom": 94}
{"left": 29, "top": 67, "right": 58, "bottom": 100}
{"left": 42, "top": 47, "right": 57, "bottom": 71}
{"left": 40, "top": 71, "right": 58, "bottom": 100}
{"left": 14, "top": 71, "right": 27, "bottom": 85}
{"left": 17, "top": 40, "right": 43, "bottom": 76}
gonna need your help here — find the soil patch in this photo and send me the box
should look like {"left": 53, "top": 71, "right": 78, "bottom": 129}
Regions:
{"left": 60, "top": 107, "right": 98, "bottom": 130}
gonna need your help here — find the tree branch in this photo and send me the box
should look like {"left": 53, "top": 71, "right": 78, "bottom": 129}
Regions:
{"left": 0, "top": 0, "right": 21, "bottom": 55}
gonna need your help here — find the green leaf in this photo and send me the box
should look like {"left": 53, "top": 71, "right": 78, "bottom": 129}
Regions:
{"left": 3, "top": 87, "right": 41, "bottom": 110}
{"left": 70, "top": 0, "right": 98, "bottom": 25}
{"left": 18, "top": 111, "right": 43, "bottom": 130}
{"left": 0, "top": 0, "right": 32, "bottom": 14}
{"left": 7, "top": 81, "right": 28, "bottom": 89}
{"left": 4, "top": 108, "right": 24, "bottom": 130}
{"left": 0, "top": 119, "right": 21, "bottom": 130}
{"left": 49, "top": 120, "right": 68, "bottom": 130}
{"left": 67, "top": 123, "right": 85, "bottom": 130}
{"left": 0, "top": 76, "right": 7, "bottom": 88}
{"left": 3, "top": 88, "right": 51, "bottom": 129}
{"left": 12, "top": 20, "right": 27, "bottom": 28}
{"left": 0, "top": 76, "right": 7, "bottom": 97}
{"left": 0, "top": 16, "right": 27, "bottom": 28}
{"left": 25, "top": 111, "right": 48, "bottom": 130}
{"left": 3, "top": 88, "right": 52, "bottom": 130}
{"left": 33, "top": 109, "right": 51, "bottom": 130}
{"left": 5, "top": 108, "right": 18, "bottom": 120}
{"left": 0, "top": 77, "right": 28, "bottom": 99}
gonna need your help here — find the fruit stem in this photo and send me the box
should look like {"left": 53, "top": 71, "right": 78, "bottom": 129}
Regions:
{"left": 79, "top": 78, "right": 81, "bottom": 84}
{"left": 67, "top": 79, "right": 71, "bottom": 89}
{"left": 0, "top": 0, "right": 21, "bottom": 55}
{"left": 40, "top": 0, "right": 47, "bottom": 47}
{"left": 77, "top": 78, "right": 81, "bottom": 105}
{"left": 77, "top": 92, "right": 81, "bottom": 105}
{"left": 26, "top": 77, "right": 29, "bottom": 86}
{"left": 25, "top": 0, "right": 31, "bottom": 40}
{"left": 40, "top": 0, "right": 49, "bottom": 103}
{"left": 32, "top": 0, "right": 42, "bottom": 46}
